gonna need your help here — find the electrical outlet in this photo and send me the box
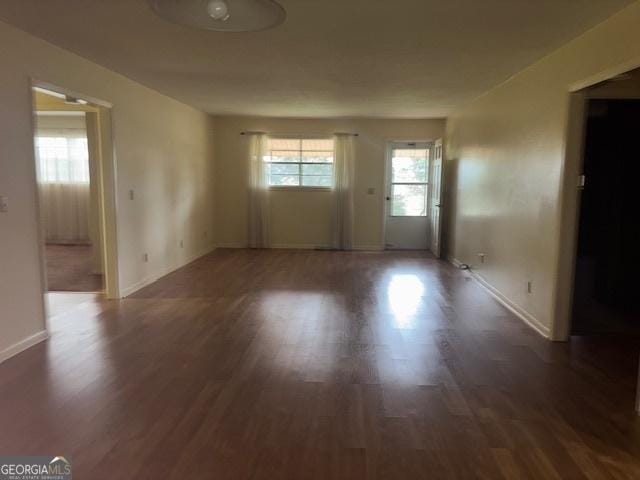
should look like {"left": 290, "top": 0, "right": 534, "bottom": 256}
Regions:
{"left": 142, "top": 253, "right": 149, "bottom": 263}
{"left": 527, "top": 281, "right": 532, "bottom": 294}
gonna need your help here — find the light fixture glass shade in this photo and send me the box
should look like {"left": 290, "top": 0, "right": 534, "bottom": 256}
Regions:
{"left": 149, "top": 0, "right": 286, "bottom": 32}
{"left": 207, "top": 0, "right": 229, "bottom": 21}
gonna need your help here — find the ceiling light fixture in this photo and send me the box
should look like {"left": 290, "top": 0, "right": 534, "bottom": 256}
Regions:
{"left": 207, "top": 0, "right": 230, "bottom": 21}
{"left": 149, "top": 0, "right": 286, "bottom": 32}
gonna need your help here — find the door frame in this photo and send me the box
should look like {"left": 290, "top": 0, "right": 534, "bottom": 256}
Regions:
{"left": 551, "top": 91, "right": 588, "bottom": 341}
{"left": 553, "top": 59, "right": 640, "bottom": 341}
{"left": 429, "top": 138, "right": 444, "bottom": 258}
{"left": 29, "top": 79, "right": 120, "bottom": 308}
{"left": 382, "top": 139, "right": 434, "bottom": 250}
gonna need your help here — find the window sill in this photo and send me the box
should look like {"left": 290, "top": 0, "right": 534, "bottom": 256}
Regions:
{"left": 268, "top": 186, "right": 333, "bottom": 192}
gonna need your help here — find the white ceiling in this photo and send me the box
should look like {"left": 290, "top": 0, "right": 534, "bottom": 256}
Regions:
{"left": 0, "top": 0, "right": 633, "bottom": 118}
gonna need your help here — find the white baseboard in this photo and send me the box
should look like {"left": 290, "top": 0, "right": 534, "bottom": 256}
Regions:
{"left": 216, "top": 243, "right": 322, "bottom": 250}
{"left": 271, "top": 243, "right": 329, "bottom": 250}
{"left": 120, "top": 245, "right": 216, "bottom": 297}
{"left": 46, "top": 240, "right": 91, "bottom": 246}
{"left": 353, "top": 245, "right": 384, "bottom": 252}
{"left": 271, "top": 244, "right": 382, "bottom": 251}
{"left": 0, "top": 330, "right": 48, "bottom": 365}
{"left": 447, "top": 257, "right": 550, "bottom": 339}
{"left": 215, "top": 242, "right": 247, "bottom": 249}
{"left": 448, "top": 256, "right": 463, "bottom": 268}
{"left": 216, "top": 243, "right": 384, "bottom": 251}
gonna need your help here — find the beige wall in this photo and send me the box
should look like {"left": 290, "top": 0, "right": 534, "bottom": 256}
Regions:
{"left": 34, "top": 113, "right": 87, "bottom": 130}
{"left": 0, "top": 20, "right": 215, "bottom": 359}
{"left": 213, "top": 116, "right": 445, "bottom": 249}
{"left": 444, "top": 1, "right": 640, "bottom": 338}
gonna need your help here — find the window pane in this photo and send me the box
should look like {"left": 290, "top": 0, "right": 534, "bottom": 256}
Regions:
{"left": 302, "top": 164, "right": 333, "bottom": 176}
{"left": 269, "top": 150, "right": 300, "bottom": 162}
{"left": 302, "top": 176, "right": 333, "bottom": 187}
{"left": 270, "top": 175, "right": 300, "bottom": 186}
{"left": 36, "top": 134, "right": 89, "bottom": 183}
{"left": 393, "top": 149, "right": 428, "bottom": 158}
{"left": 302, "top": 151, "right": 333, "bottom": 163}
{"left": 392, "top": 152, "right": 428, "bottom": 183}
{"left": 302, "top": 138, "right": 334, "bottom": 151}
{"left": 268, "top": 138, "right": 301, "bottom": 150}
{"left": 392, "top": 184, "right": 427, "bottom": 216}
{"left": 266, "top": 137, "right": 336, "bottom": 188}
{"left": 268, "top": 163, "right": 299, "bottom": 175}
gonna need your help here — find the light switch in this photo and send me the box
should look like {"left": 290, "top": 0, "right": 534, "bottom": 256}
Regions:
{"left": 129, "top": 189, "right": 135, "bottom": 200}
{"left": 0, "top": 196, "right": 8, "bottom": 213}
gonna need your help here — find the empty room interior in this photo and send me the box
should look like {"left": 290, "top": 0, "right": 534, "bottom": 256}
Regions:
{"left": 1, "top": 0, "right": 640, "bottom": 478}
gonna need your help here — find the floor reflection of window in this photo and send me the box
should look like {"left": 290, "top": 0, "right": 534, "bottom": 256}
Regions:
{"left": 388, "top": 274, "right": 424, "bottom": 329}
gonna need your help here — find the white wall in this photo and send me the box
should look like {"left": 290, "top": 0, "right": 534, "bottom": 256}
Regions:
{"left": 0, "top": 20, "right": 215, "bottom": 360}
{"left": 213, "top": 116, "right": 445, "bottom": 249}
{"left": 444, "top": 1, "right": 640, "bottom": 338}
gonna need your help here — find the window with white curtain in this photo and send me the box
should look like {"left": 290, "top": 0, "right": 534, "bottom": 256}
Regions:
{"left": 35, "top": 129, "right": 90, "bottom": 184}
{"left": 35, "top": 126, "right": 92, "bottom": 243}
{"left": 265, "top": 137, "right": 334, "bottom": 187}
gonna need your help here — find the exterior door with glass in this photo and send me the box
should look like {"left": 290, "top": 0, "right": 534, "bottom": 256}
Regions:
{"left": 429, "top": 139, "right": 443, "bottom": 257}
{"left": 384, "top": 142, "right": 431, "bottom": 250}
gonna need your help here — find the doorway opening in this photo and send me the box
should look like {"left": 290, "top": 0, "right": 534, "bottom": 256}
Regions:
{"left": 383, "top": 139, "right": 444, "bottom": 254}
{"left": 571, "top": 97, "right": 640, "bottom": 336}
{"left": 384, "top": 141, "right": 431, "bottom": 250}
{"left": 31, "top": 85, "right": 119, "bottom": 317}
{"left": 562, "top": 67, "right": 640, "bottom": 337}
{"left": 558, "top": 67, "right": 640, "bottom": 413}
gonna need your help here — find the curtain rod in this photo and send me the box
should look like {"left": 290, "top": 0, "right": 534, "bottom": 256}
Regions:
{"left": 240, "top": 131, "right": 359, "bottom": 136}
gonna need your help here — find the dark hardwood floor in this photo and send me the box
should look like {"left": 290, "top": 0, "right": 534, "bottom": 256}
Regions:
{"left": 1, "top": 249, "right": 639, "bottom": 479}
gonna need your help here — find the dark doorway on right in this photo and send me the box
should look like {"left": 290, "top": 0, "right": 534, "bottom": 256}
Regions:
{"left": 571, "top": 98, "right": 640, "bottom": 335}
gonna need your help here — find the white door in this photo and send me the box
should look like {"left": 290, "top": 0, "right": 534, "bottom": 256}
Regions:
{"left": 385, "top": 142, "right": 431, "bottom": 250}
{"left": 429, "top": 139, "right": 444, "bottom": 257}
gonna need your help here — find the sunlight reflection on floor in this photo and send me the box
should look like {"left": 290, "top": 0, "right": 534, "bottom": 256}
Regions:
{"left": 387, "top": 274, "right": 424, "bottom": 329}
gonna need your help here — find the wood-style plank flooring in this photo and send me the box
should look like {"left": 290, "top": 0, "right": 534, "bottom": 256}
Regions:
{"left": 1, "top": 249, "right": 639, "bottom": 479}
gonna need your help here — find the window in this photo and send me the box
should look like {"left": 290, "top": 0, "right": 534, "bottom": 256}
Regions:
{"left": 35, "top": 130, "right": 90, "bottom": 184}
{"left": 265, "top": 137, "right": 334, "bottom": 187}
{"left": 390, "top": 147, "right": 429, "bottom": 216}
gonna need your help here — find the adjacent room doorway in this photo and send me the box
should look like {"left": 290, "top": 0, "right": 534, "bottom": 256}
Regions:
{"left": 31, "top": 84, "right": 119, "bottom": 317}
{"left": 384, "top": 141, "right": 431, "bottom": 250}
{"left": 570, "top": 98, "right": 640, "bottom": 336}
{"left": 558, "top": 67, "right": 640, "bottom": 413}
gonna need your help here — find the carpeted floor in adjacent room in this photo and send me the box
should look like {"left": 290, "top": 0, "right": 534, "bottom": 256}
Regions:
{"left": 45, "top": 244, "right": 103, "bottom": 292}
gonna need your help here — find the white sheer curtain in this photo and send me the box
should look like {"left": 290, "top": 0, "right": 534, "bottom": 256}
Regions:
{"left": 248, "top": 133, "right": 270, "bottom": 248}
{"left": 332, "top": 134, "right": 355, "bottom": 250}
{"left": 36, "top": 128, "right": 91, "bottom": 243}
